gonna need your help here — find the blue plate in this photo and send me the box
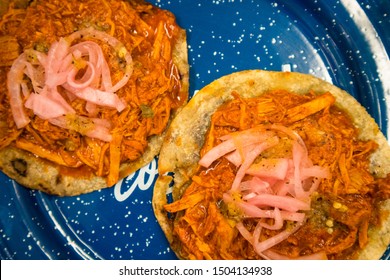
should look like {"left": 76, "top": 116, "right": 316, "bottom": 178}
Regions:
{"left": 1, "top": 0, "right": 389, "bottom": 259}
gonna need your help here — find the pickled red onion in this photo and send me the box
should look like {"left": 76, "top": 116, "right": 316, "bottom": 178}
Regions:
{"left": 230, "top": 136, "right": 279, "bottom": 191}
{"left": 66, "top": 27, "right": 133, "bottom": 92}
{"left": 6, "top": 28, "right": 133, "bottom": 142}
{"left": 246, "top": 194, "right": 311, "bottom": 212}
{"left": 199, "top": 124, "right": 329, "bottom": 259}
{"left": 253, "top": 221, "right": 304, "bottom": 254}
{"left": 49, "top": 115, "right": 113, "bottom": 142}
{"left": 73, "top": 87, "right": 126, "bottom": 112}
{"left": 6, "top": 53, "right": 30, "bottom": 128}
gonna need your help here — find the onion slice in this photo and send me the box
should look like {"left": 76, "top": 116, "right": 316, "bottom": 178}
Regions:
{"left": 199, "top": 124, "right": 330, "bottom": 259}
{"left": 6, "top": 28, "right": 134, "bottom": 142}
{"left": 6, "top": 53, "right": 30, "bottom": 128}
{"left": 253, "top": 221, "right": 304, "bottom": 254}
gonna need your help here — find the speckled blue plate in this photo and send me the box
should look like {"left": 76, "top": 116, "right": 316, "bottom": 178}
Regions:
{"left": 1, "top": 0, "right": 389, "bottom": 260}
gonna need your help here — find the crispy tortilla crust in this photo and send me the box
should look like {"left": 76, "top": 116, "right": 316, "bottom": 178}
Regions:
{"left": 153, "top": 70, "right": 390, "bottom": 259}
{"left": 0, "top": 1, "right": 189, "bottom": 196}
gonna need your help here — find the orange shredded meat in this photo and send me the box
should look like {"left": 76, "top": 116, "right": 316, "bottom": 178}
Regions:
{"left": 165, "top": 90, "right": 390, "bottom": 260}
{"left": 0, "top": 0, "right": 187, "bottom": 183}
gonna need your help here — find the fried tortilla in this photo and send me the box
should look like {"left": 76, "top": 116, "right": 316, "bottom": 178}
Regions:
{"left": 0, "top": 0, "right": 189, "bottom": 196}
{"left": 153, "top": 70, "right": 390, "bottom": 260}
